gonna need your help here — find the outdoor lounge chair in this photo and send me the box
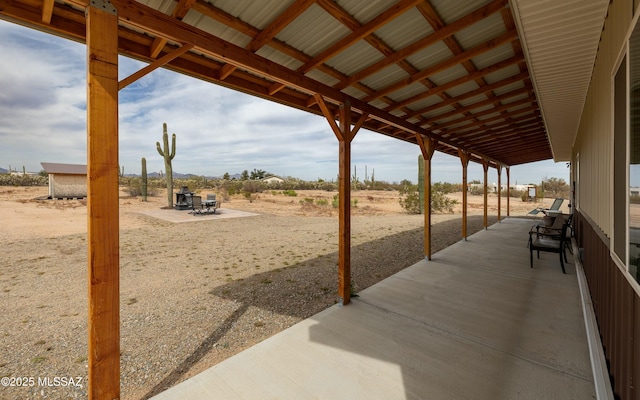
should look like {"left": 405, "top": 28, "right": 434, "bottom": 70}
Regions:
{"left": 527, "top": 198, "right": 564, "bottom": 218}
{"left": 528, "top": 214, "right": 573, "bottom": 274}
{"left": 189, "top": 195, "right": 203, "bottom": 215}
{"left": 202, "top": 194, "right": 217, "bottom": 214}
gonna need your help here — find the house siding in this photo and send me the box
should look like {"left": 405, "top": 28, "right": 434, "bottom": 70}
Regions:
{"left": 574, "top": 0, "right": 632, "bottom": 236}
{"left": 572, "top": 1, "right": 640, "bottom": 399}
{"left": 576, "top": 211, "right": 639, "bottom": 400}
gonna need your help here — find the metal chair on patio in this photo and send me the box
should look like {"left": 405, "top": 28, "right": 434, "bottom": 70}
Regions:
{"left": 528, "top": 213, "right": 573, "bottom": 274}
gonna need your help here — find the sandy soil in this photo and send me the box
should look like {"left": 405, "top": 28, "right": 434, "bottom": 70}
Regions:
{"left": 0, "top": 186, "right": 563, "bottom": 399}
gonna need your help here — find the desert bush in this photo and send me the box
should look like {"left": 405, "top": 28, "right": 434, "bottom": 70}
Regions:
{"left": 282, "top": 189, "right": 297, "bottom": 197}
{"left": 469, "top": 185, "right": 484, "bottom": 196}
{"left": 242, "top": 180, "right": 264, "bottom": 193}
{"left": 123, "top": 179, "right": 158, "bottom": 197}
{"left": 315, "top": 199, "right": 329, "bottom": 206}
{"left": 431, "top": 191, "right": 457, "bottom": 213}
{"left": 399, "top": 191, "right": 421, "bottom": 214}
{"left": 0, "top": 174, "right": 47, "bottom": 186}
{"left": 432, "top": 181, "right": 461, "bottom": 194}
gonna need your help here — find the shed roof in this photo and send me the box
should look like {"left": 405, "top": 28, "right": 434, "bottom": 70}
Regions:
{"left": 41, "top": 162, "right": 87, "bottom": 175}
{"left": 2, "top": 0, "right": 610, "bottom": 167}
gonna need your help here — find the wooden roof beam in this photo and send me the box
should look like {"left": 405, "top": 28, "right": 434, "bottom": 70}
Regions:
{"left": 335, "top": 0, "right": 508, "bottom": 91}
{"left": 403, "top": 72, "right": 529, "bottom": 120}
{"left": 120, "top": 43, "right": 194, "bottom": 90}
{"left": 42, "top": 0, "right": 55, "bottom": 24}
{"left": 420, "top": 87, "right": 534, "bottom": 126}
{"left": 149, "top": 0, "right": 195, "bottom": 58}
{"left": 362, "top": 29, "right": 518, "bottom": 102}
{"left": 449, "top": 111, "right": 543, "bottom": 136}
{"left": 460, "top": 115, "right": 544, "bottom": 137}
{"left": 247, "top": 0, "right": 316, "bottom": 52}
{"left": 384, "top": 54, "right": 523, "bottom": 112}
{"left": 300, "top": 0, "right": 423, "bottom": 73}
{"left": 432, "top": 99, "right": 538, "bottom": 133}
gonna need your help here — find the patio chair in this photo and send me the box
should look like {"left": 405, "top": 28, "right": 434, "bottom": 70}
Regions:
{"left": 528, "top": 214, "right": 573, "bottom": 273}
{"left": 527, "top": 198, "right": 564, "bottom": 218}
{"left": 189, "top": 195, "right": 203, "bottom": 215}
{"left": 202, "top": 194, "right": 217, "bottom": 214}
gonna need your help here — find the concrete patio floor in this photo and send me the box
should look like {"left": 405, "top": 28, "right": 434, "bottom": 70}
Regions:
{"left": 152, "top": 217, "right": 595, "bottom": 400}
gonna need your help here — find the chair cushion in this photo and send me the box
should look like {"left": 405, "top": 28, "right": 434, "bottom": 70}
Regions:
{"left": 533, "top": 237, "right": 561, "bottom": 250}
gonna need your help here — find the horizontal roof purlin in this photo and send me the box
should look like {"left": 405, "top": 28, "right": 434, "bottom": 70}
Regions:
{"left": 2, "top": 0, "right": 606, "bottom": 168}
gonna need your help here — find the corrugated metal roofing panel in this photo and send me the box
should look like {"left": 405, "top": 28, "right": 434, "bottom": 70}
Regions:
{"left": 185, "top": 11, "right": 252, "bottom": 48}
{"left": 406, "top": 95, "right": 444, "bottom": 111}
{"left": 337, "top": 0, "right": 400, "bottom": 25}
{"left": 430, "top": 0, "right": 494, "bottom": 25}
{"left": 256, "top": 47, "right": 304, "bottom": 70}
{"left": 387, "top": 82, "right": 430, "bottom": 103}
{"left": 305, "top": 69, "right": 341, "bottom": 87}
{"left": 453, "top": 12, "right": 506, "bottom": 50}
{"left": 205, "top": 0, "right": 295, "bottom": 30}
{"left": 483, "top": 64, "right": 523, "bottom": 85}
{"left": 373, "top": 8, "right": 434, "bottom": 51}
{"left": 325, "top": 41, "right": 385, "bottom": 76}
{"left": 405, "top": 41, "right": 454, "bottom": 71}
{"left": 276, "top": 4, "right": 350, "bottom": 58}
{"left": 360, "top": 64, "right": 410, "bottom": 91}
{"left": 470, "top": 43, "right": 516, "bottom": 70}
{"left": 492, "top": 81, "right": 525, "bottom": 97}
{"left": 442, "top": 80, "right": 481, "bottom": 98}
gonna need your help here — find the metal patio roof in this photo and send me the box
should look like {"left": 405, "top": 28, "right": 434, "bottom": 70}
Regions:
{"left": 0, "top": 0, "right": 610, "bottom": 167}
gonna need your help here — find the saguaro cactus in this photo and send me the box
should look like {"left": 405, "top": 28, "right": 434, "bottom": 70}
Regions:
{"left": 418, "top": 154, "right": 425, "bottom": 214}
{"left": 156, "top": 123, "right": 176, "bottom": 208}
{"left": 141, "top": 157, "right": 148, "bottom": 202}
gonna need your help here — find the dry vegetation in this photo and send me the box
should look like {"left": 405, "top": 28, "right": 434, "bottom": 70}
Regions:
{"left": 0, "top": 186, "right": 566, "bottom": 399}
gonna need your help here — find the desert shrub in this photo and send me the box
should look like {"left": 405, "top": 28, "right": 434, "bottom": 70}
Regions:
{"left": 243, "top": 180, "right": 264, "bottom": 193}
{"left": 243, "top": 191, "right": 257, "bottom": 202}
{"left": 282, "top": 189, "right": 297, "bottom": 197}
{"left": 315, "top": 199, "right": 329, "bottom": 206}
{"left": 0, "top": 174, "right": 47, "bottom": 186}
{"left": 469, "top": 185, "right": 483, "bottom": 196}
{"left": 399, "top": 191, "right": 421, "bottom": 214}
{"left": 431, "top": 191, "right": 457, "bottom": 213}
{"left": 432, "top": 181, "right": 461, "bottom": 194}
{"left": 300, "top": 198, "right": 314, "bottom": 205}
{"left": 631, "top": 194, "right": 640, "bottom": 204}
{"left": 123, "top": 179, "right": 158, "bottom": 197}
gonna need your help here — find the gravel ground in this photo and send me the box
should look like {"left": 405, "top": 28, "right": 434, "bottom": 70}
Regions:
{"left": 0, "top": 189, "right": 502, "bottom": 399}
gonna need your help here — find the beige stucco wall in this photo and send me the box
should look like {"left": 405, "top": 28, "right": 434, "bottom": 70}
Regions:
{"left": 49, "top": 174, "right": 87, "bottom": 198}
{"left": 573, "top": 0, "right": 634, "bottom": 237}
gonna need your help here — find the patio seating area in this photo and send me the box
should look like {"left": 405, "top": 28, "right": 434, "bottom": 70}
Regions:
{"left": 152, "top": 218, "right": 596, "bottom": 400}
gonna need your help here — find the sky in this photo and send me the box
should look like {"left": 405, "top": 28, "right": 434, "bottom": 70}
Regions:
{"left": 0, "top": 21, "right": 570, "bottom": 186}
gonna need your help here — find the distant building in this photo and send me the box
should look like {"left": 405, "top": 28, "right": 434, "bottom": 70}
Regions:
{"left": 41, "top": 162, "right": 87, "bottom": 198}
{"left": 261, "top": 175, "right": 285, "bottom": 185}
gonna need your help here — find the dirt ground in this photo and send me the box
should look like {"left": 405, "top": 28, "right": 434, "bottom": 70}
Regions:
{"left": 0, "top": 186, "right": 564, "bottom": 399}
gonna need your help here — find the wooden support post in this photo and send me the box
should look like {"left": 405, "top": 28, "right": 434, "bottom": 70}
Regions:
{"left": 337, "top": 105, "right": 352, "bottom": 305}
{"left": 459, "top": 150, "right": 470, "bottom": 240}
{"left": 496, "top": 165, "right": 503, "bottom": 222}
{"left": 86, "top": 1, "right": 120, "bottom": 398}
{"left": 314, "top": 95, "right": 366, "bottom": 306}
{"left": 416, "top": 135, "right": 437, "bottom": 260}
{"left": 482, "top": 159, "right": 489, "bottom": 230}
{"left": 506, "top": 167, "right": 510, "bottom": 217}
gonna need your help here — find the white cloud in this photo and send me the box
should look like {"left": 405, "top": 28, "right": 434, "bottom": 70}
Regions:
{"left": 0, "top": 21, "right": 568, "bottom": 185}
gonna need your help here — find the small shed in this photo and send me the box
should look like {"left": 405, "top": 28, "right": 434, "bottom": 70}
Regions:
{"left": 41, "top": 162, "right": 87, "bottom": 199}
